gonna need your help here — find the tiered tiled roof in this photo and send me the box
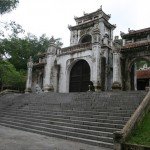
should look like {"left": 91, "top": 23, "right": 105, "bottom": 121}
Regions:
{"left": 122, "top": 27, "right": 150, "bottom": 39}
{"left": 121, "top": 41, "right": 150, "bottom": 50}
{"left": 136, "top": 69, "right": 150, "bottom": 79}
{"left": 74, "top": 8, "right": 110, "bottom": 22}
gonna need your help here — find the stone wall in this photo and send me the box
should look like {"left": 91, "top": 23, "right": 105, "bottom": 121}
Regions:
{"left": 122, "top": 143, "right": 150, "bottom": 150}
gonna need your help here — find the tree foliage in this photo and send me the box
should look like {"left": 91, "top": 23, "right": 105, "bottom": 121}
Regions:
{"left": 0, "top": 33, "right": 62, "bottom": 70}
{"left": 0, "top": 22, "right": 63, "bottom": 91}
{"left": 0, "top": 0, "right": 19, "bottom": 14}
{"left": 0, "top": 60, "right": 26, "bottom": 91}
{"left": 0, "top": 21, "right": 25, "bottom": 38}
{"left": 136, "top": 59, "right": 150, "bottom": 70}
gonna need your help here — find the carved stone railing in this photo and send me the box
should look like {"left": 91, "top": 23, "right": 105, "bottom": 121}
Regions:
{"left": 114, "top": 91, "right": 150, "bottom": 150}
{"left": 59, "top": 42, "right": 92, "bottom": 55}
{"left": 33, "top": 58, "right": 46, "bottom": 68}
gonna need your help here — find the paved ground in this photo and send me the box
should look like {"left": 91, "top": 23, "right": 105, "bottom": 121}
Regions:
{"left": 0, "top": 125, "right": 111, "bottom": 150}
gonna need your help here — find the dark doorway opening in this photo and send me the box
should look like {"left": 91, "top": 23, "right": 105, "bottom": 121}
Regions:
{"left": 137, "top": 79, "right": 149, "bottom": 90}
{"left": 69, "top": 60, "right": 90, "bottom": 92}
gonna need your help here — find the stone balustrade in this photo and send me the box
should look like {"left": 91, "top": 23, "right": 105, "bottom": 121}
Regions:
{"left": 60, "top": 42, "right": 92, "bottom": 55}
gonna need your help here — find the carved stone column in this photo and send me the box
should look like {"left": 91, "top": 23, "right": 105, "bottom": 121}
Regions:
{"left": 112, "top": 52, "right": 122, "bottom": 90}
{"left": 25, "top": 57, "right": 33, "bottom": 93}
{"left": 92, "top": 24, "right": 101, "bottom": 91}
{"left": 43, "top": 37, "right": 56, "bottom": 92}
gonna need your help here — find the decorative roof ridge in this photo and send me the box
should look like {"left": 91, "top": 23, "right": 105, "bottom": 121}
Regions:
{"left": 68, "top": 18, "right": 98, "bottom": 30}
{"left": 121, "top": 41, "right": 150, "bottom": 49}
{"left": 74, "top": 6, "right": 110, "bottom": 21}
{"left": 121, "top": 27, "right": 150, "bottom": 38}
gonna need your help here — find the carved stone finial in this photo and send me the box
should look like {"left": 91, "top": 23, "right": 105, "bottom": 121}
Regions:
{"left": 100, "top": 5, "right": 102, "bottom": 10}
{"left": 83, "top": 11, "right": 88, "bottom": 16}
{"left": 27, "top": 56, "right": 33, "bottom": 68}
{"left": 113, "top": 24, "right": 117, "bottom": 28}
{"left": 49, "top": 36, "right": 55, "bottom": 44}
{"left": 68, "top": 24, "right": 72, "bottom": 29}
{"left": 29, "top": 56, "right": 32, "bottom": 62}
{"left": 74, "top": 16, "right": 77, "bottom": 19}
{"left": 120, "top": 31, "right": 125, "bottom": 37}
{"left": 108, "top": 14, "right": 111, "bottom": 17}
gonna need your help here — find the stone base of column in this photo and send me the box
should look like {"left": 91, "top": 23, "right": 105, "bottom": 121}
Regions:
{"left": 43, "top": 84, "right": 54, "bottom": 92}
{"left": 25, "top": 88, "right": 32, "bottom": 93}
{"left": 94, "top": 83, "right": 101, "bottom": 92}
{"left": 112, "top": 82, "right": 122, "bottom": 90}
{"left": 94, "top": 81, "right": 102, "bottom": 92}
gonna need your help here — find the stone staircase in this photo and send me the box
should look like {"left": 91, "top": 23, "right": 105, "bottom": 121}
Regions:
{"left": 0, "top": 91, "right": 147, "bottom": 149}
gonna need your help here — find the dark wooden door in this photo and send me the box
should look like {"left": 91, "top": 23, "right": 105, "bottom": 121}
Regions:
{"left": 69, "top": 60, "right": 90, "bottom": 92}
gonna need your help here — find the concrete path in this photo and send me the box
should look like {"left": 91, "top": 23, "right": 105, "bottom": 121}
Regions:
{"left": 0, "top": 125, "right": 111, "bottom": 150}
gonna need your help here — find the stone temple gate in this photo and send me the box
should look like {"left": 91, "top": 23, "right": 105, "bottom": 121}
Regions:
{"left": 119, "top": 28, "right": 150, "bottom": 91}
{"left": 25, "top": 7, "right": 150, "bottom": 93}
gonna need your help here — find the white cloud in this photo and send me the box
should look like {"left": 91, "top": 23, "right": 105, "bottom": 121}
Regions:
{"left": 0, "top": 0, "right": 150, "bottom": 46}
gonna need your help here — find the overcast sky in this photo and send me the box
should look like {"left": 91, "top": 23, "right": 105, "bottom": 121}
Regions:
{"left": 1, "top": 0, "right": 150, "bottom": 47}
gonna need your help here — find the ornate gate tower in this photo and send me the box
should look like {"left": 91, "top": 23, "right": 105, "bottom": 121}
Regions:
{"left": 26, "top": 7, "right": 116, "bottom": 93}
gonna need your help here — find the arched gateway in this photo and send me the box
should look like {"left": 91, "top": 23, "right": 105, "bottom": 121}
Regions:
{"left": 112, "top": 28, "right": 150, "bottom": 91}
{"left": 69, "top": 60, "right": 90, "bottom": 92}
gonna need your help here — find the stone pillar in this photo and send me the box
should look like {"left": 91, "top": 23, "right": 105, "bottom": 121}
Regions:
{"left": 25, "top": 57, "right": 33, "bottom": 93}
{"left": 92, "top": 25, "right": 101, "bottom": 91}
{"left": 43, "top": 37, "right": 57, "bottom": 92}
{"left": 112, "top": 52, "right": 122, "bottom": 90}
{"left": 123, "top": 39, "right": 126, "bottom": 46}
{"left": 134, "top": 63, "right": 137, "bottom": 91}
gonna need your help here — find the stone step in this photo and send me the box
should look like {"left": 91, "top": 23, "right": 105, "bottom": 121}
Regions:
{"left": 19, "top": 107, "right": 132, "bottom": 117}
{"left": 0, "top": 91, "right": 146, "bottom": 149}
{"left": 24, "top": 102, "right": 139, "bottom": 110}
{"left": 0, "top": 109, "right": 130, "bottom": 121}
{"left": 0, "top": 112, "right": 119, "bottom": 133}
{"left": 0, "top": 116, "right": 113, "bottom": 138}
{"left": 0, "top": 119, "right": 113, "bottom": 144}
{"left": 20, "top": 106, "right": 134, "bottom": 113}
{"left": 0, "top": 122, "right": 113, "bottom": 149}
{"left": 1, "top": 114, "right": 124, "bottom": 129}
{"left": 0, "top": 111, "right": 126, "bottom": 127}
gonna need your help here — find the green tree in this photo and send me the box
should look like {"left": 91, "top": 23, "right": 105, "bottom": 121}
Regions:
{"left": 0, "top": 33, "right": 62, "bottom": 70}
{"left": 0, "top": 0, "right": 19, "bottom": 14}
{"left": 0, "top": 60, "right": 25, "bottom": 91}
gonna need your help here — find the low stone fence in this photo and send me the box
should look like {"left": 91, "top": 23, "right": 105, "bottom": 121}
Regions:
{"left": 122, "top": 143, "right": 150, "bottom": 150}
{"left": 0, "top": 89, "right": 21, "bottom": 96}
{"left": 114, "top": 91, "right": 150, "bottom": 150}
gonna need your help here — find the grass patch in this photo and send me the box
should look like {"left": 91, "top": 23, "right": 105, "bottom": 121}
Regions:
{"left": 127, "top": 112, "right": 150, "bottom": 146}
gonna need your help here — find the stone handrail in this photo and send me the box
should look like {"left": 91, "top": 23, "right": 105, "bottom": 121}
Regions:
{"left": 60, "top": 42, "right": 92, "bottom": 54}
{"left": 0, "top": 89, "right": 21, "bottom": 96}
{"left": 114, "top": 90, "right": 150, "bottom": 150}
